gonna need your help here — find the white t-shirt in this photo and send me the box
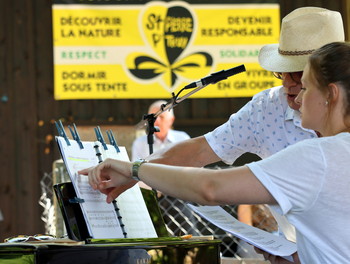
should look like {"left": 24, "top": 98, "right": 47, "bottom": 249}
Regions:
{"left": 247, "top": 133, "right": 350, "bottom": 263}
{"left": 205, "top": 86, "right": 317, "bottom": 242}
{"left": 132, "top": 129, "right": 190, "bottom": 161}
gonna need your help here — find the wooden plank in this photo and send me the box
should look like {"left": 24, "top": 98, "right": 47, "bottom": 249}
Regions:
{"left": 35, "top": 0, "right": 62, "bottom": 179}
{"left": 11, "top": 0, "right": 41, "bottom": 236}
{"left": 0, "top": 0, "right": 17, "bottom": 241}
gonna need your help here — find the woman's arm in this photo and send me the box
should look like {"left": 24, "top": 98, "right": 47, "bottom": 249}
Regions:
{"left": 79, "top": 159, "right": 276, "bottom": 206}
{"left": 138, "top": 163, "right": 276, "bottom": 205}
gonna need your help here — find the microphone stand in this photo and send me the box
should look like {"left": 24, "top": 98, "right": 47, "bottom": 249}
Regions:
{"left": 137, "top": 64, "right": 246, "bottom": 134}
{"left": 140, "top": 84, "right": 208, "bottom": 156}
{"left": 137, "top": 84, "right": 210, "bottom": 133}
{"left": 143, "top": 113, "right": 159, "bottom": 155}
{"left": 140, "top": 88, "right": 210, "bottom": 201}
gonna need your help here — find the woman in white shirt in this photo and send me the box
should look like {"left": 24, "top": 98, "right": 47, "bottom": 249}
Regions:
{"left": 80, "top": 42, "right": 350, "bottom": 264}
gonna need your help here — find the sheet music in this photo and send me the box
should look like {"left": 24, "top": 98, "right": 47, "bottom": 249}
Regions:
{"left": 98, "top": 142, "right": 158, "bottom": 238}
{"left": 57, "top": 137, "right": 123, "bottom": 239}
{"left": 56, "top": 136, "right": 157, "bottom": 239}
{"left": 188, "top": 205, "right": 296, "bottom": 260}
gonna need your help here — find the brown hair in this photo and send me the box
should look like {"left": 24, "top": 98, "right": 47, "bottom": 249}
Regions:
{"left": 308, "top": 42, "right": 350, "bottom": 119}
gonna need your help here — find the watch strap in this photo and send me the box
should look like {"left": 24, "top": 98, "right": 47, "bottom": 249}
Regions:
{"left": 132, "top": 159, "right": 148, "bottom": 181}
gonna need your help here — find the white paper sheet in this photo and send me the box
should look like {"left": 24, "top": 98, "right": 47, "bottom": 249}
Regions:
{"left": 99, "top": 142, "right": 157, "bottom": 238}
{"left": 56, "top": 136, "right": 157, "bottom": 239}
{"left": 57, "top": 137, "right": 123, "bottom": 239}
{"left": 188, "top": 204, "right": 296, "bottom": 260}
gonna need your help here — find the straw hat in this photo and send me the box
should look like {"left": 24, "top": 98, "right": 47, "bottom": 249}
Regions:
{"left": 258, "top": 7, "right": 344, "bottom": 72}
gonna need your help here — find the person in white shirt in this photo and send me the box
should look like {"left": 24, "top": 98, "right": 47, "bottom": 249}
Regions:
{"left": 132, "top": 100, "right": 190, "bottom": 161}
{"left": 81, "top": 41, "right": 350, "bottom": 263}
{"left": 132, "top": 100, "right": 193, "bottom": 236}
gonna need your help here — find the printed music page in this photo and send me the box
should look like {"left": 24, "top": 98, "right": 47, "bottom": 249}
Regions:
{"left": 188, "top": 205, "right": 296, "bottom": 260}
{"left": 99, "top": 143, "right": 157, "bottom": 238}
{"left": 56, "top": 137, "right": 124, "bottom": 239}
{"left": 57, "top": 136, "right": 157, "bottom": 239}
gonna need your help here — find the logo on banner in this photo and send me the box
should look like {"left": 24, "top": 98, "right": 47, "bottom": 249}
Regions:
{"left": 126, "top": 2, "right": 213, "bottom": 92}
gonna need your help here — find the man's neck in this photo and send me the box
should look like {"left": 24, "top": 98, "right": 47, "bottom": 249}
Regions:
{"left": 156, "top": 133, "right": 168, "bottom": 142}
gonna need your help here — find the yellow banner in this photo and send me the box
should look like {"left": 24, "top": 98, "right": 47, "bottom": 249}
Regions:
{"left": 53, "top": 2, "right": 281, "bottom": 100}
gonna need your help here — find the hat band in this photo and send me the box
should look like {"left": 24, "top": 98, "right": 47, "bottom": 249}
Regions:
{"left": 278, "top": 48, "right": 315, "bottom": 56}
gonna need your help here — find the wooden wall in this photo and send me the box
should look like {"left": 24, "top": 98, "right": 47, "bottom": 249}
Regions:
{"left": 0, "top": 0, "right": 348, "bottom": 241}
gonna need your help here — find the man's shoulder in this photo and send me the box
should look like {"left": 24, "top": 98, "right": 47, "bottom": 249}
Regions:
{"left": 168, "top": 129, "right": 190, "bottom": 140}
{"left": 253, "top": 85, "right": 284, "bottom": 100}
{"left": 250, "top": 85, "right": 288, "bottom": 109}
{"left": 132, "top": 134, "right": 147, "bottom": 145}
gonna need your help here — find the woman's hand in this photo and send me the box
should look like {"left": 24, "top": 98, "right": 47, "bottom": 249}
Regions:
{"left": 78, "top": 158, "right": 136, "bottom": 203}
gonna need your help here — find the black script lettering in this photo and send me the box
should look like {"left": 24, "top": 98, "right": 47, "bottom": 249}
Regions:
{"left": 78, "top": 29, "right": 120, "bottom": 38}
{"left": 217, "top": 82, "right": 231, "bottom": 90}
{"left": 62, "top": 71, "right": 106, "bottom": 80}
{"left": 63, "top": 83, "right": 92, "bottom": 92}
{"left": 152, "top": 33, "right": 162, "bottom": 47}
{"left": 234, "top": 81, "right": 247, "bottom": 89}
{"left": 146, "top": 14, "right": 163, "bottom": 30}
{"left": 245, "top": 70, "right": 270, "bottom": 78}
{"left": 249, "top": 81, "right": 274, "bottom": 89}
{"left": 96, "top": 82, "right": 127, "bottom": 92}
{"left": 60, "top": 16, "right": 121, "bottom": 26}
{"left": 61, "top": 29, "right": 75, "bottom": 38}
{"left": 227, "top": 16, "right": 272, "bottom": 25}
{"left": 165, "top": 17, "right": 192, "bottom": 33}
{"left": 164, "top": 35, "right": 188, "bottom": 48}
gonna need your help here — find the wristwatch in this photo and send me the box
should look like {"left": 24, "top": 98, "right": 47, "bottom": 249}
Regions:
{"left": 132, "top": 159, "right": 148, "bottom": 181}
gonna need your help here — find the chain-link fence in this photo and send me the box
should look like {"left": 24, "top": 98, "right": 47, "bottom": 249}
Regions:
{"left": 40, "top": 162, "right": 276, "bottom": 260}
{"left": 159, "top": 196, "right": 242, "bottom": 257}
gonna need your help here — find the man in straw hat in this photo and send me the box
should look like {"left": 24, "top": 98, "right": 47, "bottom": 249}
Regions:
{"left": 107, "top": 7, "right": 345, "bottom": 261}
{"left": 258, "top": 6, "right": 345, "bottom": 111}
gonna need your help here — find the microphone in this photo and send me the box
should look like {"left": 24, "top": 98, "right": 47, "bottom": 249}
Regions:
{"left": 184, "top": 64, "right": 246, "bottom": 89}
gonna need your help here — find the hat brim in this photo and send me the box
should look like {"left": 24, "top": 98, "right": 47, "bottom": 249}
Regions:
{"left": 258, "top": 44, "right": 310, "bottom": 73}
